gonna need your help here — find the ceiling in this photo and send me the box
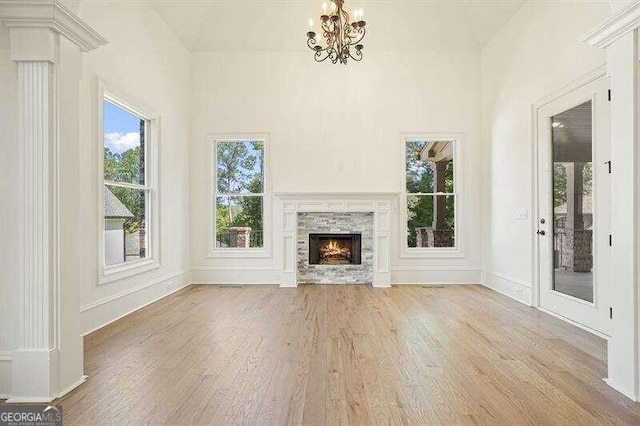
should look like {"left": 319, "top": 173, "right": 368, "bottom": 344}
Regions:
{"left": 147, "top": 0, "right": 526, "bottom": 53}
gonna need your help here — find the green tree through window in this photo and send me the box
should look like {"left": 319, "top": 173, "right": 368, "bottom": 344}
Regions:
{"left": 215, "top": 140, "right": 265, "bottom": 248}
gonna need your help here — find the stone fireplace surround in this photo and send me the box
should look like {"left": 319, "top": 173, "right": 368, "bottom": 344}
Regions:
{"left": 298, "top": 212, "right": 373, "bottom": 284}
{"left": 276, "top": 193, "right": 394, "bottom": 287}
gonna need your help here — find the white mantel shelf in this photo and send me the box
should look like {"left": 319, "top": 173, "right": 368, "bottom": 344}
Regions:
{"left": 276, "top": 193, "right": 394, "bottom": 288}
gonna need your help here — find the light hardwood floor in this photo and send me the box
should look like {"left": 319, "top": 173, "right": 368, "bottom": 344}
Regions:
{"left": 57, "top": 284, "right": 640, "bottom": 424}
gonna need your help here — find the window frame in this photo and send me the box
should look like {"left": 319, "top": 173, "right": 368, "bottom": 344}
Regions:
{"left": 399, "top": 133, "right": 464, "bottom": 258}
{"left": 208, "top": 134, "right": 271, "bottom": 258}
{"left": 98, "top": 83, "right": 160, "bottom": 284}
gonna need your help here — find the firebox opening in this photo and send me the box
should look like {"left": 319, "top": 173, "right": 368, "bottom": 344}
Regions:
{"left": 309, "top": 233, "right": 362, "bottom": 265}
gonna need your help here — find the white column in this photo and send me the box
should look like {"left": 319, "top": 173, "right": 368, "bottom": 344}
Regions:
{"left": 1, "top": 0, "right": 106, "bottom": 402}
{"left": 9, "top": 28, "right": 60, "bottom": 402}
{"left": 584, "top": 1, "right": 640, "bottom": 401}
{"left": 604, "top": 30, "right": 639, "bottom": 400}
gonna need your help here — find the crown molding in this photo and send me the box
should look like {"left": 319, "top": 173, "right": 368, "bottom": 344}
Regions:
{"left": 583, "top": 1, "right": 640, "bottom": 49}
{"left": 0, "top": 0, "right": 107, "bottom": 52}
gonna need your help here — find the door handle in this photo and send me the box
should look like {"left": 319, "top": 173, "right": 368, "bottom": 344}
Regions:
{"left": 537, "top": 230, "right": 546, "bottom": 236}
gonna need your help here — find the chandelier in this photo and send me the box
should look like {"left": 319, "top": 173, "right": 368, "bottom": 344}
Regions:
{"left": 306, "top": 0, "right": 366, "bottom": 65}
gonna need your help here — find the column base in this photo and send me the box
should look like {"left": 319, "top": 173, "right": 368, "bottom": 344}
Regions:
{"left": 8, "top": 348, "right": 60, "bottom": 403}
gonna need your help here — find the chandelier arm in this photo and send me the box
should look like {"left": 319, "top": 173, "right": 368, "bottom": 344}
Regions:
{"left": 348, "top": 48, "right": 363, "bottom": 61}
{"left": 346, "top": 27, "right": 365, "bottom": 46}
{"left": 314, "top": 50, "right": 331, "bottom": 62}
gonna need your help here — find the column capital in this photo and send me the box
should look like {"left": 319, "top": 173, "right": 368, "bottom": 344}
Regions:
{"left": 583, "top": 1, "right": 640, "bottom": 49}
{"left": 0, "top": 0, "right": 107, "bottom": 58}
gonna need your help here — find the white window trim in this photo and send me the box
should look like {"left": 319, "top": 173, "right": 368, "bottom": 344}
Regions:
{"left": 98, "top": 82, "right": 161, "bottom": 284}
{"left": 399, "top": 133, "right": 464, "bottom": 258}
{"left": 207, "top": 133, "right": 271, "bottom": 258}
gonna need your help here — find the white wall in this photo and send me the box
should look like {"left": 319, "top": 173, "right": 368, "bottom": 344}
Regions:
{"left": 480, "top": 0, "right": 610, "bottom": 303}
{"left": 74, "top": 0, "right": 192, "bottom": 335}
{"left": 190, "top": 51, "right": 484, "bottom": 284}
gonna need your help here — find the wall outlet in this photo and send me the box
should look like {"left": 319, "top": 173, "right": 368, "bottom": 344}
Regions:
{"left": 515, "top": 208, "right": 528, "bottom": 220}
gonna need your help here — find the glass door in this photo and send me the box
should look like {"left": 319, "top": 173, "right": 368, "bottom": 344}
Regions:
{"left": 537, "top": 76, "right": 611, "bottom": 335}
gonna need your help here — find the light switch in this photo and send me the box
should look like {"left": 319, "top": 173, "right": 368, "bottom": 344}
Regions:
{"left": 515, "top": 208, "right": 528, "bottom": 220}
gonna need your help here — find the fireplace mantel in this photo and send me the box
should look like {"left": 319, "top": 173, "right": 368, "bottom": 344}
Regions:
{"left": 276, "top": 193, "right": 395, "bottom": 288}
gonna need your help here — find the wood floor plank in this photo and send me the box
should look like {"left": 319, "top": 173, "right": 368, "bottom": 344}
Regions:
{"left": 53, "top": 284, "right": 640, "bottom": 425}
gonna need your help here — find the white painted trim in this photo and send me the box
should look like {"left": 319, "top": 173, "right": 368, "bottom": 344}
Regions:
{"left": 275, "top": 194, "right": 394, "bottom": 288}
{"left": 533, "top": 66, "right": 607, "bottom": 109}
{"left": 97, "top": 81, "right": 161, "bottom": 284}
{"left": 583, "top": 1, "right": 640, "bottom": 49}
{"left": 207, "top": 133, "right": 272, "bottom": 258}
{"left": 6, "top": 396, "right": 55, "bottom": 403}
{"left": 81, "top": 277, "right": 191, "bottom": 337}
{"left": 192, "top": 265, "right": 280, "bottom": 271}
{"left": 192, "top": 281, "right": 279, "bottom": 286}
{"left": 481, "top": 270, "right": 532, "bottom": 306}
{"left": 100, "top": 259, "right": 160, "bottom": 285}
{"left": 391, "top": 266, "right": 480, "bottom": 272}
{"left": 537, "top": 307, "right": 610, "bottom": 340}
{"left": 603, "top": 378, "right": 639, "bottom": 401}
{"left": 0, "top": 0, "right": 107, "bottom": 52}
{"left": 398, "top": 133, "right": 464, "bottom": 258}
{"left": 81, "top": 270, "right": 189, "bottom": 313}
{"left": 56, "top": 374, "right": 87, "bottom": 400}
{"left": 392, "top": 282, "right": 478, "bottom": 285}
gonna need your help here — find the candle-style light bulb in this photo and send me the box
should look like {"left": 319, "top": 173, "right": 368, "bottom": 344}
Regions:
{"left": 331, "top": 1, "right": 337, "bottom": 11}
{"left": 360, "top": 8, "right": 364, "bottom": 20}
{"left": 308, "top": 18, "right": 314, "bottom": 30}
{"left": 322, "top": 2, "right": 327, "bottom": 14}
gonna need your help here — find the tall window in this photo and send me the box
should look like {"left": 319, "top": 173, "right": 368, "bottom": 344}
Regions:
{"left": 103, "top": 97, "right": 153, "bottom": 268}
{"left": 214, "top": 139, "right": 265, "bottom": 249}
{"left": 404, "top": 138, "right": 457, "bottom": 249}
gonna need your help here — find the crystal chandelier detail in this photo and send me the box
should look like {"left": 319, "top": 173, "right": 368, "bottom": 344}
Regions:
{"left": 306, "top": 0, "right": 366, "bottom": 65}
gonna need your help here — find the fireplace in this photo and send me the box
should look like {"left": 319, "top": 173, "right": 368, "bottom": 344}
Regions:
{"left": 309, "top": 233, "right": 362, "bottom": 265}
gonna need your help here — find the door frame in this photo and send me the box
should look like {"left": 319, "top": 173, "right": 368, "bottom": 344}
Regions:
{"left": 531, "top": 66, "right": 609, "bottom": 338}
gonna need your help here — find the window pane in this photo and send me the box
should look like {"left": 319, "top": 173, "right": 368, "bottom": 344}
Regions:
{"left": 215, "top": 195, "right": 263, "bottom": 248}
{"left": 103, "top": 99, "right": 145, "bottom": 185}
{"left": 104, "top": 185, "right": 147, "bottom": 265}
{"left": 406, "top": 140, "right": 454, "bottom": 193}
{"left": 551, "top": 101, "right": 593, "bottom": 302}
{"left": 407, "top": 195, "right": 455, "bottom": 248}
{"left": 216, "top": 140, "right": 264, "bottom": 194}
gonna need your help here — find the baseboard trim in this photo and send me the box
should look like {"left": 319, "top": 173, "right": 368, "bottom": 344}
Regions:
{"left": 481, "top": 270, "right": 532, "bottom": 306}
{"left": 81, "top": 275, "right": 191, "bottom": 337}
{"left": 392, "top": 281, "right": 480, "bottom": 285}
{"left": 6, "top": 396, "right": 56, "bottom": 403}
{"left": 191, "top": 265, "right": 280, "bottom": 271}
{"left": 191, "top": 281, "right": 279, "bottom": 285}
{"left": 0, "top": 353, "right": 10, "bottom": 400}
{"left": 56, "top": 375, "right": 88, "bottom": 400}
{"left": 603, "top": 378, "right": 638, "bottom": 401}
{"left": 80, "top": 270, "right": 190, "bottom": 313}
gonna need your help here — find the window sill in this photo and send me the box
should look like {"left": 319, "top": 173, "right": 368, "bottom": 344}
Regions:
{"left": 207, "top": 248, "right": 271, "bottom": 259}
{"left": 99, "top": 258, "right": 160, "bottom": 285}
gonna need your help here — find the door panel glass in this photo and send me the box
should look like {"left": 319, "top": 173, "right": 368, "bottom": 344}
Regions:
{"left": 551, "top": 101, "right": 593, "bottom": 302}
